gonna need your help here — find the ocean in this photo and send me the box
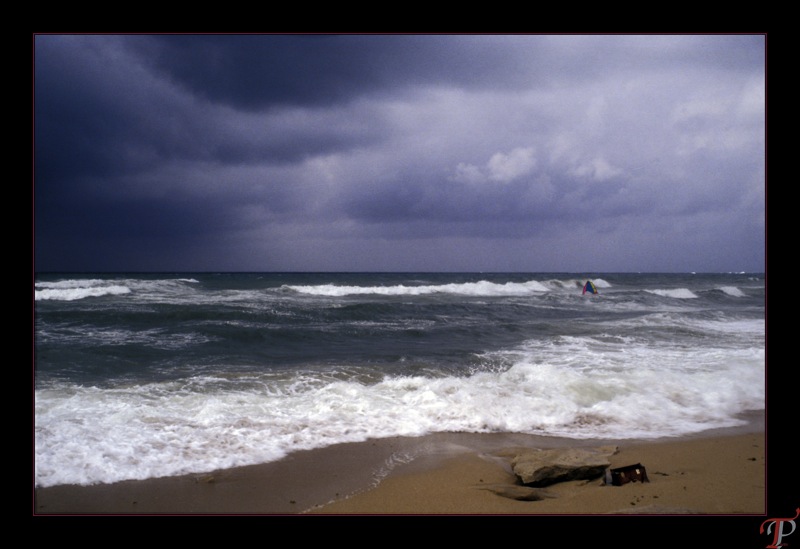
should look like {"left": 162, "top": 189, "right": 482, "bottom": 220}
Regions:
{"left": 33, "top": 272, "right": 765, "bottom": 488}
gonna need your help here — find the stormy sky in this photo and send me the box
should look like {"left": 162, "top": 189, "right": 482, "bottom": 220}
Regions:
{"left": 33, "top": 34, "right": 766, "bottom": 273}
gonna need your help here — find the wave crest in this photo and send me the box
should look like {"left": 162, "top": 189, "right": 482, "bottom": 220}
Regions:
{"left": 35, "top": 284, "right": 131, "bottom": 301}
{"left": 285, "top": 279, "right": 570, "bottom": 297}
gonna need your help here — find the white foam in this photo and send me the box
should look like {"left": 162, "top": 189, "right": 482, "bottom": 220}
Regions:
{"left": 591, "top": 278, "right": 612, "bottom": 288}
{"left": 34, "top": 336, "right": 765, "bottom": 488}
{"left": 646, "top": 288, "right": 699, "bottom": 299}
{"left": 34, "top": 277, "right": 199, "bottom": 302}
{"left": 287, "top": 279, "right": 564, "bottom": 297}
{"left": 719, "top": 286, "right": 746, "bottom": 297}
{"left": 34, "top": 285, "right": 131, "bottom": 301}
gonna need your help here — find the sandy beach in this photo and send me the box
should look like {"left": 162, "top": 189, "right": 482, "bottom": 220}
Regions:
{"left": 310, "top": 432, "right": 765, "bottom": 515}
{"left": 34, "top": 413, "right": 765, "bottom": 516}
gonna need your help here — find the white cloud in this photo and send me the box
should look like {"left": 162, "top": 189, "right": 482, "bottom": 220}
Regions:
{"left": 487, "top": 147, "right": 537, "bottom": 182}
{"left": 451, "top": 146, "right": 537, "bottom": 185}
{"left": 452, "top": 162, "right": 486, "bottom": 185}
{"left": 568, "top": 156, "right": 621, "bottom": 182}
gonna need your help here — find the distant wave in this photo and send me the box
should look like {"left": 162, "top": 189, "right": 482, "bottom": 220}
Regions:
{"left": 36, "top": 278, "right": 112, "bottom": 289}
{"left": 34, "top": 277, "right": 198, "bottom": 301}
{"left": 542, "top": 278, "right": 611, "bottom": 291}
{"left": 284, "top": 278, "right": 615, "bottom": 297}
{"left": 35, "top": 286, "right": 131, "bottom": 301}
{"left": 285, "top": 279, "right": 558, "bottom": 297}
{"left": 590, "top": 278, "right": 611, "bottom": 288}
{"left": 719, "top": 286, "right": 745, "bottom": 297}
{"left": 645, "top": 288, "right": 699, "bottom": 299}
{"left": 34, "top": 279, "right": 132, "bottom": 301}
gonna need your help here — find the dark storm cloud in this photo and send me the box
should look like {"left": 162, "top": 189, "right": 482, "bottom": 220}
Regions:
{"left": 129, "top": 34, "right": 766, "bottom": 111}
{"left": 34, "top": 34, "right": 765, "bottom": 272}
{"left": 130, "top": 34, "right": 553, "bottom": 110}
{"left": 35, "top": 35, "right": 386, "bottom": 177}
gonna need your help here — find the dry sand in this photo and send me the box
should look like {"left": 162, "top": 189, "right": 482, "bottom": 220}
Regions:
{"left": 34, "top": 418, "right": 765, "bottom": 515}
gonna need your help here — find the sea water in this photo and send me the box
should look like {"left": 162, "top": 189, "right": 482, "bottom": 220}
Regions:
{"left": 33, "top": 272, "right": 765, "bottom": 488}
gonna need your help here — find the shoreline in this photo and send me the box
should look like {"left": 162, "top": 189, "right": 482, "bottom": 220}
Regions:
{"left": 34, "top": 412, "right": 765, "bottom": 515}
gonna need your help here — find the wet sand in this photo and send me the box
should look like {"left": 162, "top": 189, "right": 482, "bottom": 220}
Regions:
{"left": 34, "top": 413, "right": 765, "bottom": 515}
{"left": 310, "top": 432, "right": 765, "bottom": 514}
